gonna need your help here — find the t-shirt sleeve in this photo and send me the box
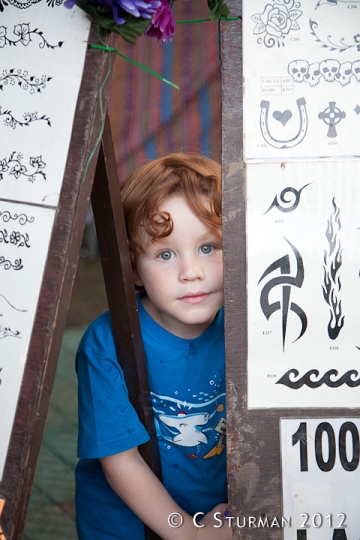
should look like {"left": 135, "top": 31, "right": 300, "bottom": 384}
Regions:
{"left": 76, "top": 328, "right": 150, "bottom": 459}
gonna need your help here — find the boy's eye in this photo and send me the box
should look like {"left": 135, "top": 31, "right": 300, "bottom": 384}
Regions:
{"left": 200, "top": 244, "right": 215, "bottom": 255}
{"left": 158, "top": 250, "right": 174, "bottom": 261}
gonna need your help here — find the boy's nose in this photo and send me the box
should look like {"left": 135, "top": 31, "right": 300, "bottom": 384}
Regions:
{"left": 179, "top": 255, "right": 205, "bottom": 282}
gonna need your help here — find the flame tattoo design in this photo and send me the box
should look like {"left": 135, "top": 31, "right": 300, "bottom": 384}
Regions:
{"left": 322, "top": 198, "right": 344, "bottom": 340}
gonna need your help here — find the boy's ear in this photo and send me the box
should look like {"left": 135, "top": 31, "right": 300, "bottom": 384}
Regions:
{"left": 133, "top": 268, "right": 143, "bottom": 288}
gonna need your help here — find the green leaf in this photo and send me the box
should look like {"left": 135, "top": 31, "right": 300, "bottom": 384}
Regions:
{"left": 76, "top": 1, "right": 151, "bottom": 43}
{"left": 207, "top": 0, "right": 230, "bottom": 21}
{"left": 115, "top": 15, "right": 151, "bottom": 43}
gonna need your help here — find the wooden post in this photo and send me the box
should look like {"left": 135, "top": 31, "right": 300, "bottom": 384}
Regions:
{"left": 91, "top": 115, "right": 162, "bottom": 540}
{"left": 221, "top": 1, "right": 360, "bottom": 538}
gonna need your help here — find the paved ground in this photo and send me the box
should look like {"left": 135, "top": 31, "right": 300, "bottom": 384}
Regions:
{"left": 22, "top": 257, "right": 107, "bottom": 540}
{"left": 22, "top": 328, "right": 84, "bottom": 540}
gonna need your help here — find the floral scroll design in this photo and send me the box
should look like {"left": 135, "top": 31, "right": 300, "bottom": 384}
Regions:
{"left": 46, "top": 0, "right": 64, "bottom": 6}
{"left": 0, "top": 69, "right": 52, "bottom": 94}
{"left": 0, "top": 107, "right": 51, "bottom": 129}
{"left": 0, "top": 256, "right": 23, "bottom": 270}
{"left": 0, "top": 152, "right": 46, "bottom": 183}
{"left": 0, "top": 24, "right": 64, "bottom": 49}
{"left": 0, "top": 326, "right": 20, "bottom": 339}
{"left": 251, "top": 0, "right": 302, "bottom": 48}
{"left": 0, "top": 293, "right": 27, "bottom": 312}
{"left": 310, "top": 20, "right": 360, "bottom": 53}
{"left": 0, "top": 210, "right": 34, "bottom": 225}
{"left": 0, "top": 229, "right": 30, "bottom": 248}
{"left": 0, "top": 0, "right": 63, "bottom": 12}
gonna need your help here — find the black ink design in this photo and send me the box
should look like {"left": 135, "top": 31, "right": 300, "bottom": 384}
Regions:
{"left": 0, "top": 255, "right": 23, "bottom": 270}
{"left": 316, "top": 0, "right": 360, "bottom": 8}
{"left": 307, "top": 62, "right": 323, "bottom": 86}
{"left": 0, "top": 107, "right": 51, "bottom": 129}
{"left": 0, "top": 69, "right": 52, "bottom": 94}
{"left": 355, "top": 105, "right": 360, "bottom": 115}
{"left": 8, "top": 0, "right": 41, "bottom": 7}
{"left": 0, "top": 152, "right": 46, "bottom": 182}
{"left": 272, "top": 109, "right": 292, "bottom": 126}
{"left": 319, "top": 102, "right": 346, "bottom": 138}
{"left": 288, "top": 60, "right": 310, "bottom": 82}
{"left": 320, "top": 59, "right": 341, "bottom": 82}
{"left": 0, "top": 229, "right": 30, "bottom": 248}
{"left": 251, "top": 0, "right": 302, "bottom": 48}
{"left": 0, "top": 293, "right": 27, "bottom": 312}
{"left": 310, "top": 18, "right": 360, "bottom": 52}
{"left": 276, "top": 368, "right": 360, "bottom": 388}
{"left": 0, "top": 0, "right": 63, "bottom": 11}
{"left": 260, "top": 98, "right": 308, "bottom": 149}
{"left": 289, "top": 60, "right": 355, "bottom": 86}
{"left": 0, "top": 210, "right": 34, "bottom": 225}
{"left": 0, "top": 326, "right": 20, "bottom": 339}
{"left": 0, "top": 230, "right": 7, "bottom": 245}
{"left": 335, "top": 62, "right": 353, "bottom": 86}
{"left": 264, "top": 183, "right": 312, "bottom": 215}
{"left": 353, "top": 61, "right": 360, "bottom": 81}
{"left": 322, "top": 198, "right": 344, "bottom": 340}
{"left": 10, "top": 230, "right": 30, "bottom": 247}
{"left": 0, "top": 23, "right": 64, "bottom": 49}
{"left": 258, "top": 238, "right": 307, "bottom": 350}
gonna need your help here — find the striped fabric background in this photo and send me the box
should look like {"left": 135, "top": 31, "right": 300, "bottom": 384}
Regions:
{"left": 109, "top": 0, "right": 222, "bottom": 181}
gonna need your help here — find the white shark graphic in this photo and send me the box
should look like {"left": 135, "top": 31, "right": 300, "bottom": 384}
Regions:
{"left": 157, "top": 411, "right": 210, "bottom": 447}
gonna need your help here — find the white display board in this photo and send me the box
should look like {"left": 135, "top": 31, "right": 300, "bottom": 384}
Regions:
{"left": 243, "top": 0, "right": 360, "bottom": 161}
{"left": 0, "top": 201, "right": 54, "bottom": 476}
{"left": 281, "top": 418, "right": 360, "bottom": 540}
{"left": 247, "top": 161, "right": 360, "bottom": 408}
{"left": 0, "top": 2, "right": 90, "bottom": 480}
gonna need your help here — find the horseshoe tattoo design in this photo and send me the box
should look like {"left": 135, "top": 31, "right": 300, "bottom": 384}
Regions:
{"left": 260, "top": 97, "right": 308, "bottom": 149}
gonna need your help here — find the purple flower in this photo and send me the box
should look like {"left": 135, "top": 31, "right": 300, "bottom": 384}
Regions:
{"left": 145, "top": 0, "right": 174, "bottom": 42}
{"left": 63, "top": 0, "right": 79, "bottom": 8}
{"left": 64, "top": 0, "right": 161, "bottom": 25}
{"left": 118, "top": 0, "right": 161, "bottom": 18}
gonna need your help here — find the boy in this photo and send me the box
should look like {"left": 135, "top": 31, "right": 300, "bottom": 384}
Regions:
{"left": 75, "top": 153, "right": 230, "bottom": 539}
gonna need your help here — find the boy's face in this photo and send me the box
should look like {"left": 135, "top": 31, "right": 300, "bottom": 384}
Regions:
{"left": 134, "top": 195, "right": 224, "bottom": 339}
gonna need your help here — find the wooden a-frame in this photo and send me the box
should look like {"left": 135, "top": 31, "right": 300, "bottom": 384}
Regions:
{"left": 0, "top": 7, "right": 251, "bottom": 539}
{"left": 0, "top": 24, "right": 161, "bottom": 540}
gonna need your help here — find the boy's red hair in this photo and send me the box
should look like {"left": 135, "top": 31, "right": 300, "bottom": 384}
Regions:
{"left": 120, "top": 153, "right": 222, "bottom": 262}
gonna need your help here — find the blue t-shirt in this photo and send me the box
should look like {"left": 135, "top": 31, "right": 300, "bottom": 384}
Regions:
{"left": 75, "top": 296, "right": 226, "bottom": 539}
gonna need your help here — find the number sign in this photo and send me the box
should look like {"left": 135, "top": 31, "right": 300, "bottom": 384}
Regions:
{"left": 282, "top": 418, "right": 360, "bottom": 540}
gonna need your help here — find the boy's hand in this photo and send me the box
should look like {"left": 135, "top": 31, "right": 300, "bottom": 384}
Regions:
{"left": 195, "top": 504, "right": 232, "bottom": 539}
{"left": 101, "top": 448, "right": 232, "bottom": 540}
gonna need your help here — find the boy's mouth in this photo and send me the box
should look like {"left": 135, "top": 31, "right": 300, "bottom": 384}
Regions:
{"left": 179, "top": 292, "right": 210, "bottom": 304}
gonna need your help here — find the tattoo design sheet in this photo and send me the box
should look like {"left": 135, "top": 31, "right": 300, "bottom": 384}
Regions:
{"left": 243, "top": 0, "right": 360, "bottom": 161}
{"left": 0, "top": 2, "right": 90, "bottom": 479}
{"left": 247, "top": 161, "right": 360, "bottom": 408}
